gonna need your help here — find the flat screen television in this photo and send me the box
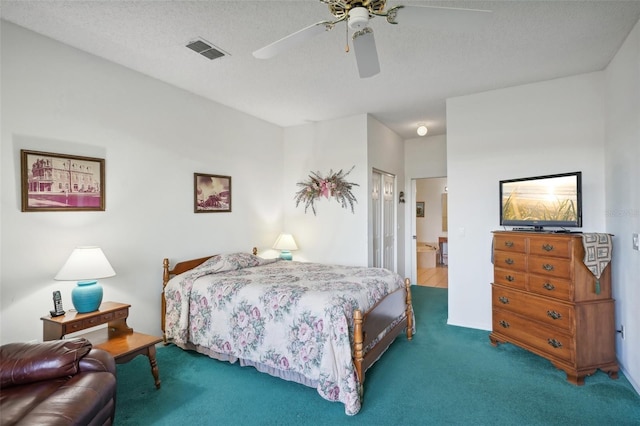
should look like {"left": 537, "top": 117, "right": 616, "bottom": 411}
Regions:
{"left": 499, "top": 171, "right": 582, "bottom": 231}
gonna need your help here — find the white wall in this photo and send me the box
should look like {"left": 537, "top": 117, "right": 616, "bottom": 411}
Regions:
{"left": 367, "top": 115, "right": 405, "bottom": 276}
{"left": 604, "top": 18, "right": 640, "bottom": 392}
{"left": 281, "top": 114, "right": 406, "bottom": 274}
{"left": 1, "top": 22, "right": 284, "bottom": 343}
{"left": 404, "top": 134, "right": 447, "bottom": 278}
{"left": 282, "top": 115, "right": 369, "bottom": 266}
{"left": 446, "top": 72, "right": 607, "bottom": 331}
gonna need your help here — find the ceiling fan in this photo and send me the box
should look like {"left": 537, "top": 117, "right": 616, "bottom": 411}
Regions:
{"left": 252, "top": 0, "right": 492, "bottom": 78}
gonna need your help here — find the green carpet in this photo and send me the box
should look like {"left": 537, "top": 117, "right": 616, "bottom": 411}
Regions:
{"left": 116, "top": 287, "right": 640, "bottom": 425}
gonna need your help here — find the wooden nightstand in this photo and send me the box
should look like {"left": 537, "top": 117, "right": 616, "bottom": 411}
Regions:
{"left": 41, "top": 301, "right": 162, "bottom": 389}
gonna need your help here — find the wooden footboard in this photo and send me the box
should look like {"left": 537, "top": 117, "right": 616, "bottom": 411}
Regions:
{"left": 353, "top": 278, "right": 413, "bottom": 389}
{"left": 161, "top": 252, "right": 414, "bottom": 390}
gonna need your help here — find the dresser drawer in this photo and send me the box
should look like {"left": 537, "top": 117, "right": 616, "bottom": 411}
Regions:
{"left": 83, "top": 316, "right": 104, "bottom": 328}
{"left": 528, "top": 236, "right": 572, "bottom": 258}
{"left": 528, "top": 255, "right": 571, "bottom": 279}
{"left": 114, "top": 308, "right": 128, "bottom": 320}
{"left": 492, "top": 309, "right": 575, "bottom": 363}
{"left": 65, "top": 320, "right": 85, "bottom": 333}
{"left": 494, "top": 268, "right": 527, "bottom": 290}
{"left": 494, "top": 235, "right": 526, "bottom": 253}
{"left": 492, "top": 286, "right": 574, "bottom": 331}
{"left": 528, "top": 275, "right": 573, "bottom": 301}
{"left": 494, "top": 251, "right": 527, "bottom": 272}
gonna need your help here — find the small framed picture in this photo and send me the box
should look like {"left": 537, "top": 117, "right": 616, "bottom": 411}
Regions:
{"left": 416, "top": 201, "right": 425, "bottom": 218}
{"left": 194, "top": 173, "right": 232, "bottom": 213}
{"left": 21, "top": 150, "right": 105, "bottom": 212}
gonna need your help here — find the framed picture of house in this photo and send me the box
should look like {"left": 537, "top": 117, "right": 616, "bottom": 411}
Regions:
{"left": 194, "top": 173, "right": 232, "bottom": 213}
{"left": 21, "top": 149, "right": 105, "bottom": 212}
{"left": 416, "top": 201, "right": 425, "bottom": 218}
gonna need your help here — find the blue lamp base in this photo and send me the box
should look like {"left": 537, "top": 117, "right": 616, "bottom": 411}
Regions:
{"left": 72, "top": 280, "right": 103, "bottom": 313}
{"left": 279, "top": 250, "right": 293, "bottom": 261}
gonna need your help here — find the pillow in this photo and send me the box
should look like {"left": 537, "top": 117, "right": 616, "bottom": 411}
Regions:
{"left": 192, "top": 252, "right": 278, "bottom": 275}
{"left": 0, "top": 338, "right": 92, "bottom": 387}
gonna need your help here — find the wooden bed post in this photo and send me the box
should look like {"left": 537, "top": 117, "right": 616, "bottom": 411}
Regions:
{"left": 162, "top": 258, "right": 170, "bottom": 344}
{"left": 405, "top": 278, "right": 413, "bottom": 340}
{"left": 353, "top": 309, "right": 364, "bottom": 394}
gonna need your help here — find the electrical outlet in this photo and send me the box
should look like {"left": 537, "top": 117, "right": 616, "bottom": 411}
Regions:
{"left": 633, "top": 233, "right": 639, "bottom": 251}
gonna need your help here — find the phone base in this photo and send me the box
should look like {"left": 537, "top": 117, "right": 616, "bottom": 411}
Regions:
{"left": 50, "top": 310, "right": 65, "bottom": 317}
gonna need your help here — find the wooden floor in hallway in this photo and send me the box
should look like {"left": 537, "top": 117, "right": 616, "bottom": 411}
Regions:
{"left": 417, "top": 265, "right": 448, "bottom": 288}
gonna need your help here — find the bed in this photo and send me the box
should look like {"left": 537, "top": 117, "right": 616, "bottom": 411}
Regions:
{"left": 161, "top": 250, "right": 413, "bottom": 415}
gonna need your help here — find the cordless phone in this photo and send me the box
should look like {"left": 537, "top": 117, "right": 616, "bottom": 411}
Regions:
{"left": 50, "top": 290, "right": 65, "bottom": 317}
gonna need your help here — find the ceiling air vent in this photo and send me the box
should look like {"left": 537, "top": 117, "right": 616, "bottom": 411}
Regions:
{"left": 186, "top": 38, "right": 228, "bottom": 61}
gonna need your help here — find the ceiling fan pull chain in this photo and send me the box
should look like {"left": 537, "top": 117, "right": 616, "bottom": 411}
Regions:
{"left": 345, "top": 21, "right": 350, "bottom": 53}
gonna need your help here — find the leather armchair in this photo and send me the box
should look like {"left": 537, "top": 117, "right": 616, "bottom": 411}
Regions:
{"left": 0, "top": 337, "right": 117, "bottom": 426}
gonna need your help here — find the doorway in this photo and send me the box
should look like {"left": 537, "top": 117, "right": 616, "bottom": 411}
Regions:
{"left": 413, "top": 177, "right": 448, "bottom": 288}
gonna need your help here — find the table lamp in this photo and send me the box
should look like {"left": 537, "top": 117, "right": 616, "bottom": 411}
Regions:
{"left": 272, "top": 233, "right": 298, "bottom": 261}
{"left": 55, "top": 246, "right": 116, "bottom": 313}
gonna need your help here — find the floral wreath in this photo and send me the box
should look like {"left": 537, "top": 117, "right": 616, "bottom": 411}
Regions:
{"left": 294, "top": 166, "right": 359, "bottom": 215}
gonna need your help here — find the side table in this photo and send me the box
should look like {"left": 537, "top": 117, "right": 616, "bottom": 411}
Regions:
{"left": 41, "top": 301, "right": 162, "bottom": 389}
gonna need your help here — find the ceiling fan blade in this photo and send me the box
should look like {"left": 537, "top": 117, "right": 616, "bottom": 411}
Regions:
{"left": 253, "top": 21, "right": 334, "bottom": 59}
{"left": 388, "top": 5, "right": 492, "bottom": 30}
{"left": 352, "top": 27, "right": 380, "bottom": 78}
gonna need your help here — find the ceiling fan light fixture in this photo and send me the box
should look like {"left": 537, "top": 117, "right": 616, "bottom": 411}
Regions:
{"left": 348, "top": 7, "right": 370, "bottom": 30}
{"left": 417, "top": 124, "right": 428, "bottom": 136}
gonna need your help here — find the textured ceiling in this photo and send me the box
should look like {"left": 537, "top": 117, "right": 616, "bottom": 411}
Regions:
{"left": 2, "top": 0, "right": 640, "bottom": 139}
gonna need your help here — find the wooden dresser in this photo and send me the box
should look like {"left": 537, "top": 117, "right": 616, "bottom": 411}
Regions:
{"left": 489, "top": 231, "right": 618, "bottom": 385}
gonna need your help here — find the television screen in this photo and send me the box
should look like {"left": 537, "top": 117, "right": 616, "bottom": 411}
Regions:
{"left": 500, "top": 172, "right": 582, "bottom": 230}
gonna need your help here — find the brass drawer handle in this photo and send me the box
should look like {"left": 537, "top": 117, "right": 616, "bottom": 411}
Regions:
{"left": 505, "top": 275, "right": 515, "bottom": 282}
{"left": 504, "top": 241, "right": 514, "bottom": 248}
{"left": 542, "top": 244, "right": 554, "bottom": 251}
{"left": 499, "top": 320, "right": 510, "bottom": 328}
{"left": 543, "top": 264, "right": 554, "bottom": 271}
{"left": 547, "top": 338, "right": 563, "bottom": 349}
{"left": 547, "top": 310, "right": 562, "bottom": 320}
{"left": 505, "top": 258, "right": 514, "bottom": 265}
{"left": 499, "top": 296, "right": 509, "bottom": 304}
{"left": 543, "top": 282, "right": 555, "bottom": 291}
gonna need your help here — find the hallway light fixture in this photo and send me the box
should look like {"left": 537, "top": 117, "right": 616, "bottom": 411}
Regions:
{"left": 417, "top": 124, "right": 428, "bottom": 136}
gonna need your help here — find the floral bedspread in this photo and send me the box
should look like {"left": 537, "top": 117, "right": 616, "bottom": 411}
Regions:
{"left": 164, "top": 253, "right": 409, "bottom": 415}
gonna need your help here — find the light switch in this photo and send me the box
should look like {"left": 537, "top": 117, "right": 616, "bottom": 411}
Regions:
{"left": 633, "top": 233, "right": 639, "bottom": 251}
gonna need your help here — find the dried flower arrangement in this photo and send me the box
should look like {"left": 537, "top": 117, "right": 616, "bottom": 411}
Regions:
{"left": 294, "top": 166, "right": 359, "bottom": 215}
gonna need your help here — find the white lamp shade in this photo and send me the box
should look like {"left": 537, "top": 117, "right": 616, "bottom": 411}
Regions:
{"left": 55, "top": 246, "right": 116, "bottom": 281}
{"left": 272, "top": 234, "right": 298, "bottom": 251}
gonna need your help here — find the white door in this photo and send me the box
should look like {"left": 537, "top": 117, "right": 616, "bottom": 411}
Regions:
{"left": 382, "top": 173, "right": 395, "bottom": 270}
{"left": 410, "top": 178, "right": 418, "bottom": 284}
{"left": 371, "top": 169, "right": 396, "bottom": 271}
{"left": 372, "top": 171, "right": 382, "bottom": 268}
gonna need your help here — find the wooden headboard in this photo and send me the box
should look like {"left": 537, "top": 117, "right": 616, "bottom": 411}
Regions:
{"left": 161, "top": 247, "right": 258, "bottom": 341}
